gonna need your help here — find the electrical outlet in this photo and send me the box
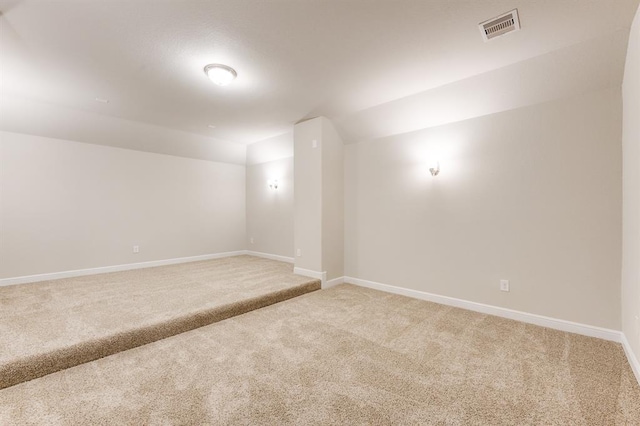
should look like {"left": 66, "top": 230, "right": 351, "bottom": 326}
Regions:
{"left": 133, "top": 245, "right": 139, "bottom": 254}
{"left": 296, "top": 248, "right": 302, "bottom": 257}
{"left": 250, "top": 237, "right": 254, "bottom": 244}
{"left": 312, "top": 139, "right": 318, "bottom": 148}
{"left": 500, "top": 279, "right": 509, "bottom": 292}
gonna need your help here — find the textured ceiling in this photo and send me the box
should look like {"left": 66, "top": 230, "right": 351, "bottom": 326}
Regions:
{"left": 1, "top": 0, "right": 639, "bottom": 151}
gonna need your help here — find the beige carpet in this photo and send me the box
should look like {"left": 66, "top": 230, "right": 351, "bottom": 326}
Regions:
{"left": 1, "top": 284, "right": 638, "bottom": 425}
{"left": 0, "top": 255, "right": 320, "bottom": 389}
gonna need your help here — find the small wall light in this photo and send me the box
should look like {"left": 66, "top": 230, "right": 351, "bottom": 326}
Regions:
{"left": 429, "top": 161, "right": 440, "bottom": 177}
{"left": 268, "top": 179, "right": 279, "bottom": 190}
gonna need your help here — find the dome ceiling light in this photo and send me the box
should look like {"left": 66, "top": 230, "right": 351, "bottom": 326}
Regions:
{"left": 204, "top": 64, "right": 237, "bottom": 86}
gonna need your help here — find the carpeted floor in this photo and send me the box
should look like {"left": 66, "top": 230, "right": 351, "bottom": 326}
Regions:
{"left": 0, "top": 255, "right": 320, "bottom": 389}
{"left": 1, "top": 284, "right": 638, "bottom": 425}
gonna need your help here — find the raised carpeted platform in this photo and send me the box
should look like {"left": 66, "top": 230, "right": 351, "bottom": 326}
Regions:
{"left": 1, "top": 284, "right": 638, "bottom": 424}
{"left": 0, "top": 255, "right": 320, "bottom": 389}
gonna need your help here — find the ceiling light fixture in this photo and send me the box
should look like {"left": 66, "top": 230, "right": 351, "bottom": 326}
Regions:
{"left": 207, "top": 125, "right": 216, "bottom": 129}
{"left": 204, "top": 64, "right": 237, "bottom": 86}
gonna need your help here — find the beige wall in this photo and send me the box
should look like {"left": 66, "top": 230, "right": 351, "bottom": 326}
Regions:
{"left": 246, "top": 156, "right": 294, "bottom": 258}
{"left": 622, "top": 5, "right": 640, "bottom": 360}
{"left": 0, "top": 131, "right": 246, "bottom": 279}
{"left": 246, "top": 132, "right": 294, "bottom": 166}
{"left": 345, "top": 88, "right": 622, "bottom": 329}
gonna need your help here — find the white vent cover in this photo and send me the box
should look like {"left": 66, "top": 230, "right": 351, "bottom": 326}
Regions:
{"left": 479, "top": 9, "right": 520, "bottom": 41}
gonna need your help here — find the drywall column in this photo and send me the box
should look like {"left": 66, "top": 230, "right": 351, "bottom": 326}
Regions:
{"left": 622, "top": 3, "right": 640, "bottom": 379}
{"left": 321, "top": 119, "right": 344, "bottom": 282}
{"left": 293, "top": 117, "right": 344, "bottom": 283}
{"left": 294, "top": 119, "right": 323, "bottom": 277}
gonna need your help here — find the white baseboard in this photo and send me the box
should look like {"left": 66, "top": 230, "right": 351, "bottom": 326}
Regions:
{"left": 0, "top": 251, "right": 247, "bottom": 287}
{"left": 621, "top": 334, "right": 640, "bottom": 385}
{"left": 246, "top": 251, "right": 294, "bottom": 263}
{"left": 323, "top": 276, "right": 344, "bottom": 289}
{"left": 293, "top": 267, "right": 326, "bottom": 284}
{"left": 343, "top": 276, "right": 622, "bottom": 343}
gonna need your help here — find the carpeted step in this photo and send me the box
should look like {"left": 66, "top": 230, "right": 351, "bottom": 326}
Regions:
{"left": 0, "top": 255, "right": 320, "bottom": 389}
{"left": 0, "top": 282, "right": 319, "bottom": 389}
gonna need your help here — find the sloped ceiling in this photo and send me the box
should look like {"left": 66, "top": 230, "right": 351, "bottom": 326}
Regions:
{"left": 1, "top": 0, "right": 638, "bottom": 161}
{"left": 335, "top": 29, "right": 629, "bottom": 143}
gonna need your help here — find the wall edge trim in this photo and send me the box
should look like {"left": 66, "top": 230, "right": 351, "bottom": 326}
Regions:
{"left": 293, "top": 267, "right": 327, "bottom": 285}
{"left": 0, "top": 251, "right": 247, "bottom": 287}
{"left": 343, "top": 276, "right": 622, "bottom": 342}
{"left": 323, "top": 276, "right": 344, "bottom": 289}
{"left": 246, "top": 251, "right": 294, "bottom": 263}
{"left": 621, "top": 333, "right": 640, "bottom": 385}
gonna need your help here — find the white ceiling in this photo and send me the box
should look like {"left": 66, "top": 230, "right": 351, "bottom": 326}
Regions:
{"left": 1, "top": 0, "right": 639, "bottom": 151}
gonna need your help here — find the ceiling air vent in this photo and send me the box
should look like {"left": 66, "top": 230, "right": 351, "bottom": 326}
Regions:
{"left": 479, "top": 9, "right": 520, "bottom": 42}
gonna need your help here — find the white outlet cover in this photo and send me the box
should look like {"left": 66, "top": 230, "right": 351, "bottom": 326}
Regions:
{"left": 133, "top": 245, "right": 139, "bottom": 253}
{"left": 296, "top": 248, "right": 302, "bottom": 257}
{"left": 500, "top": 279, "right": 509, "bottom": 292}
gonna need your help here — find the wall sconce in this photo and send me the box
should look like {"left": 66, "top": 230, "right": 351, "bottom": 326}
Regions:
{"left": 429, "top": 161, "right": 440, "bottom": 177}
{"left": 268, "top": 179, "right": 279, "bottom": 190}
